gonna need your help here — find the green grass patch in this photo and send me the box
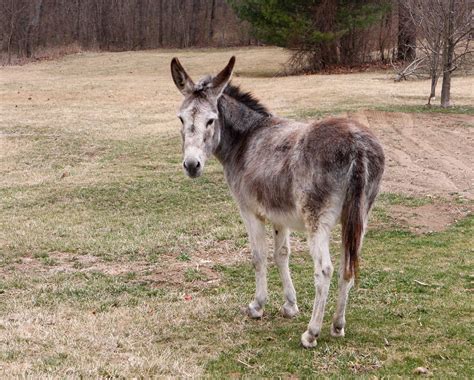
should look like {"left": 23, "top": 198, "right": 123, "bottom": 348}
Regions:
{"left": 0, "top": 120, "right": 471, "bottom": 376}
{"left": 378, "top": 193, "right": 434, "bottom": 207}
{"left": 0, "top": 271, "right": 167, "bottom": 312}
{"left": 185, "top": 268, "right": 208, "bottom": 282}
{"left": 287, "top": 107, "right": 356, "bottom": 120}
{"left": 287, "top": 104, "right": 474, "bottom": 121}
{"left": 0, "top": 158, "right": 242, "bottom": 261}
{"left": 374, "top": 104, "right": 474, "bottom": 116}
{"left": 235, "top": 69, "right": 280, "bottom": 78}
{"left": 206, "top": 214, "right": 474, "bottom": 377}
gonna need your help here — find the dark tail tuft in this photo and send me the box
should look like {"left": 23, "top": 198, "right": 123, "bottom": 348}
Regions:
{"left": 342, "top": 150, "right": 366, "bottom": 283}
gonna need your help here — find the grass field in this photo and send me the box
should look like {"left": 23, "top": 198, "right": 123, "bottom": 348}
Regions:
{"left": 0, "top": 47, "right": 473, "bottom": 377}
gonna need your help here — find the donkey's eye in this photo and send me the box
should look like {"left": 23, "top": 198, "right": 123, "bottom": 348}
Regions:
{"left": 178, "top": 116, "right": 184, "bottom": 124}
{"left": 206, "top": 119, "right": 215, "bottom": 128}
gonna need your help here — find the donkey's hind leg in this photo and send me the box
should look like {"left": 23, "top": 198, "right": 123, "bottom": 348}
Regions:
{"left": 301, "top": 219, "right": 336, "bottom": 348}
{"left": 273, "top": 225, "right": 298, "bottom": 318}
{"left": 330, "top": 252, "right": 355, "bottom": 337}
{"left": 332, "top": 215, "right": 368, "bottom": 337}
{"left": 241, "top": 210, "right": 268, "bottom": 319}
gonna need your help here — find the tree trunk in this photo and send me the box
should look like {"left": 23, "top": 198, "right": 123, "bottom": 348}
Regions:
{"left": 191, "top": 0, "right": 200, "bottom": 46}
{"left": 26, "top": 0, "right": 43, "bottom": 58}
{"left": 138, "top": 0, "right": 146, "bottom": 49}
{"left": 209, "top": 0, "right": 216, "bottom": 42}
{"left": 158, "top": 0, "right": 164, "bottom": 46}
{"left": 315, "top": 0, "right": 339, "bottom": 68}
{"left": 74, "top": 0, "right": 81, "bottom": 41}
{"left": 427, "top": 49, "right": 441, "bottom": 105}
{"left": 428, "top": 74, "right": 438, "bottom": 105}
{"left": 7, "top": 0, "right": 16, "bottom": 64}
{"left": 397, "top": 1, "right": 416, "bottom": 61}
{"left": 440, "top": 0, "right": 455, "bottom": 108}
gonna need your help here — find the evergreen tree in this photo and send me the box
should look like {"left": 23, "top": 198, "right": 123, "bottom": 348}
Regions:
{"left": 229, "top": 0, "right": 391, "bottom": 71}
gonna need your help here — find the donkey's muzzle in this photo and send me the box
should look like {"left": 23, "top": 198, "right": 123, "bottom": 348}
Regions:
{"left": 183, "top": 158, "right": 202, "bottom": 178}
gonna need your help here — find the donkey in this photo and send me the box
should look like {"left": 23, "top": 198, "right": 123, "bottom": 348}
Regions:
{"left": 170, "top": 56, "right": 384, "bottom": 348}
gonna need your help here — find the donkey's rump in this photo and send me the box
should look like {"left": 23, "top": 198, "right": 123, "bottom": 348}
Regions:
{"left": 302, "top": 118, "right": 384, "bottom": 202}
{"left": 302, "top": 118, "right": 378, "bottom": 170}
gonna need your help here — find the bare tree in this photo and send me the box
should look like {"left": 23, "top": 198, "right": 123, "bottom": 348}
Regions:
{"left": 378, "top": 2, "right": 397, "bottom": 62}
{"left": 0, "top": 0, "right": 253, "bottom": 63}
{"left": 405, "top": 0, "right": 444, "bottom": 104}
{"left": 1, "top": 0, "right": 27, "bottom": 64}
{"left": 25, "top": 0, "right": 43, "bottom": 58}
{"left": 404, "top": 0, "right": 472, "bottom": 106}
{"left": 439, "top": 0, "right": 472, "bottom": 107}
{"left": 397, "top": 0, "right": 416, "bottom": 60}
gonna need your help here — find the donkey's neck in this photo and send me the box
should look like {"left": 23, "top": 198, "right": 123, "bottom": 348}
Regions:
{"left": 214, "top": 94, "right": 270, "bottom": 165}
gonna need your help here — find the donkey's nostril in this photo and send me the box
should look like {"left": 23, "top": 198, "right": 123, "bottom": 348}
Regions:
{"left": 183, "top": 161, "right": 188, "bottom": 169}
{"left": 196, "top": 161, "right": 201, "bottom": 168}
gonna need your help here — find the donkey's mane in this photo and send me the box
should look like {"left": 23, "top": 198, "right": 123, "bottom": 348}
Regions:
{"left": 193, "top": 76, "right": 271, "bottom": 117}
{"left": 223, "top": 84, "right": 271, "bottom": 116}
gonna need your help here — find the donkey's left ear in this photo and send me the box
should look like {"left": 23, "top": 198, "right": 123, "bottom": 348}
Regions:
{"left": 211, "top": 56, "right": 235, "bottom": 97}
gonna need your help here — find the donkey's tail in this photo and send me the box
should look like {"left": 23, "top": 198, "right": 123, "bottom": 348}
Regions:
{"left": 341, "top": 150, "right": 367, "bottom": 282}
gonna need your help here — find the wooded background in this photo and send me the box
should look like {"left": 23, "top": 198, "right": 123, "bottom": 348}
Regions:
{"left": 0, "top": 0, "right": 419, "bottom": 64}
{"left": 1, "top": 0, "right": 470, "bottom": 107}
{"left": 1, "top": 0, "right": 409, "bottom": 64}
{"left": 0, "top": 0, "right": 254, "bottom": 63}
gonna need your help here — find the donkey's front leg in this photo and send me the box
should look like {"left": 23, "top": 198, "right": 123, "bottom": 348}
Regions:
{"left": 241, "top": 211, "right": 268, "bottom": 319}
{"left": 273, "top": 225, "right": 298, "bottom": 318}
{"left": 301, "top": 227, "right": 334, "bottom": 348}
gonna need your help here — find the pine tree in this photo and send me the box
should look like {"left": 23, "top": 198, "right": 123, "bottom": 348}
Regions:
{"left": 229, "top": 0, "right": 391, "bottom": 72}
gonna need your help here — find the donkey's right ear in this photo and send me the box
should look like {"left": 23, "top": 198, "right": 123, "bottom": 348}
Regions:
{"left": 171, "top": 58, "right": 194, "bottom": 96}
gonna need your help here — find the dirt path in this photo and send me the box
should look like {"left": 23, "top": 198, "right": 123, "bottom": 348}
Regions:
{"left": 350, "top": 110, "right": 473, "bottom": 200}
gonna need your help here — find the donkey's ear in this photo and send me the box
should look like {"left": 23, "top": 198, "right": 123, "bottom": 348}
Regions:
{"left": 171, "top": 57, "right": 194, "bottom": 96}
{"left": 211, "top": 56, "right": 236, "bottom": 97}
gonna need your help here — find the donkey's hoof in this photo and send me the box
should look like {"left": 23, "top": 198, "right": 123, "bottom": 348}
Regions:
{"left": 301, "top": 331, "right": 318, "bottom": 348}
{"left": 247, "top": 304, "right": 264, "bottom": 319}
{"left": 281, "top": 303, "right": 299, "bottom": 318}
{"left": 330, "top": 323, "right": 345, "bottom": 338}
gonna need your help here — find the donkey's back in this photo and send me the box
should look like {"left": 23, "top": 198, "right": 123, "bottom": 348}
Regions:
{"left": 229, "top": 116, "right": 384, "bottom": 238}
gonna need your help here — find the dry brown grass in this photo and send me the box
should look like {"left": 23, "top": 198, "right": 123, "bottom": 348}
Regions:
{"left": 1, "top": 47, "right": 472, "bottom": 184}
{"left": 0, "top": 47, "right": 473, "bottom": 377}
{"left": 1, "top": 289, "right": 249, "bottom": 377}
{"left": 1, "top": 47, "right": 472, "bottom": 188}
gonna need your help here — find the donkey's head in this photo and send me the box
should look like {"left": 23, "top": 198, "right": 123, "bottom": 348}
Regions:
{"left": 170, "top": 56, "right": 235, "bottom": 178}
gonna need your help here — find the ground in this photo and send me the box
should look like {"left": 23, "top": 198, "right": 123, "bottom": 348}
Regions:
{"left": 0, "top": 47, "right": 473, "bottom": 377}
